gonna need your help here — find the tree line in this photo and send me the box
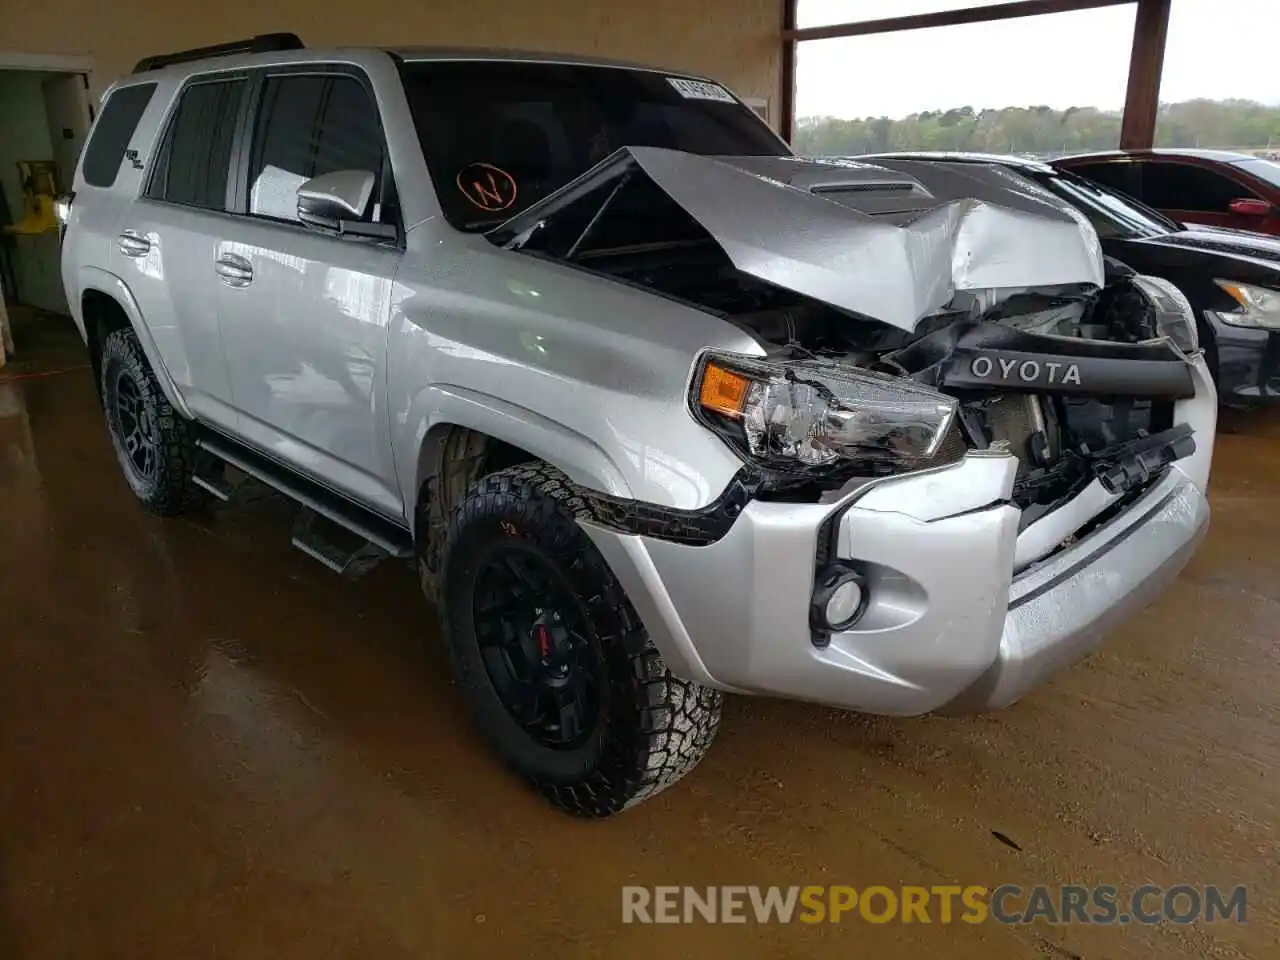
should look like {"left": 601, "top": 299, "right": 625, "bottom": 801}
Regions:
{"left": 793, "top": 99, "right": 1280, "bottom": 157}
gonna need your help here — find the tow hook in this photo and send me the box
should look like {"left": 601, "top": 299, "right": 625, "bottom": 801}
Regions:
{"left": 1092, "top": 424, "right": 1196, "bottom": 495}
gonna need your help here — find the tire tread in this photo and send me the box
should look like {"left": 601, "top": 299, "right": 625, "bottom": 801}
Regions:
{"left": 101, "top": 328, "right": 203, "bottom": 516}
{"left": 442, "top": 462, "right": 722, "bottom": 816}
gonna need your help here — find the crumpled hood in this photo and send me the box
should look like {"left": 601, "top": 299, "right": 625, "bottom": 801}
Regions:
{"left": 496, "top": 148, "right": 1105, "bottom": 332}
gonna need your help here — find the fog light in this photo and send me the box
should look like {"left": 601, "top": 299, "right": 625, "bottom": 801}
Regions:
{"left": 811, "top": 563, "right": 868, "bottom": 636}
{"left": 826, "top": 579, "right": 863, "bottom": 626}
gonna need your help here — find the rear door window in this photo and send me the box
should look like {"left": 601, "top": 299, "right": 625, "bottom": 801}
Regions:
{"left": 82, "top": 82, "right": 157, "bottom": 187}
{"left": 146, "top": 78, "right": 245, "bottom": 210}
{"left": 1139, "top": 160, "right": 1257, "bottom": 212}
{"left": 244, "top": 72, "right": 387, "bottom": 223}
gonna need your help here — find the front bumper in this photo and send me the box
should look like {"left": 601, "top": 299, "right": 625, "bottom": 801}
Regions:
{"left": 583, "top": 357, "right": 1216, "bottom": 716}
{"left": 1206, "top": 313, "right": 1280, "bottom": 405}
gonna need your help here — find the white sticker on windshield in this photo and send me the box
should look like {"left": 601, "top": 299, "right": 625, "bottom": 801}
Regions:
{"left": 667, "top": 77, "right": 736, "bottom": 103}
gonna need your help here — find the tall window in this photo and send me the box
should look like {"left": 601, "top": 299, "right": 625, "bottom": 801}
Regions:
{"left": 1154, "top": 0, "right": 1280, "bottom": 151}
{"left": 792, "top": 2, "right": 1136, "bottom": 158}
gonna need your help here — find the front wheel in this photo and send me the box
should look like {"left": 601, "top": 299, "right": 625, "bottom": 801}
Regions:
{"left": 440, "top": 463, "right": 722, "bottom": 817}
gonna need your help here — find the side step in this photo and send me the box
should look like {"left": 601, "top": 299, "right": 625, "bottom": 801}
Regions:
{"left": 192, "top": 470, "right": 234, "bottom": 503}
{"left": 291, "top": 508, "right": 392, "bottom": 578}
{"left": 195, "top": 433, "right": 414, "bottom": 576}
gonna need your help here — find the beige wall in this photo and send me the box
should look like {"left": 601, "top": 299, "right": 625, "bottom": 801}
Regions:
{"left": 0, "top": 0, "right": 781, "bottom": 121}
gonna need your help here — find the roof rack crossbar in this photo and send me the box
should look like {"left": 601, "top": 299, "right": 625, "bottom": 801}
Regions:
{"left": 132, "top": 32, "right": 304, "bottom": 73}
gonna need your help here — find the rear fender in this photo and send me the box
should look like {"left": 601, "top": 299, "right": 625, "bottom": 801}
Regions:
{"left": 78, "top": 265, "right": 192, "bottom": 420}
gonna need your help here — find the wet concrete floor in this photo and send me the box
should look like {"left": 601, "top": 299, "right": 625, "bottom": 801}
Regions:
{"left": 0, "top": 310, "right": 1276, "bottom": 958}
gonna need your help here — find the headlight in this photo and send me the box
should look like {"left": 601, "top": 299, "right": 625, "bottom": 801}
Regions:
{"left": 1132, "top": 275, "right": 1199, "bottom": 353}
{"left": 692, "top": 352, "right": 958, "bottom": 473}
{"left": 1212, "top": 279, "right": 1280, "bottom": 330}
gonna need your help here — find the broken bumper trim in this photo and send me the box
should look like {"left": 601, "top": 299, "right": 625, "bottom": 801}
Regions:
{"left": 582, "top": 451, "right": 1209, "bottom": 718}
{"left": 941, "top": 469, "right": 1209, "bottom": 713}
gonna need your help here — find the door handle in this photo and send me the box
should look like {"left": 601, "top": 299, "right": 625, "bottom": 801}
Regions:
{"left": 215, "top": 253, "right": 253, "bottom": 287}
{"left": 116, "top": 232, "right": 150, "bottom": 258}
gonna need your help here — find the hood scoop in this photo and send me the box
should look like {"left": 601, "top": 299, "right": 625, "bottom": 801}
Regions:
{"left": 493, "top": 147, "right": 1104, "bottom": 333}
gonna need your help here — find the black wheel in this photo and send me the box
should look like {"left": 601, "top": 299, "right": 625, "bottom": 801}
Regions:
{"left": 100, "top": 327, "right": 204, "bottom": 516}
{"left": 441, "top": 462, "right": 722, "bottom": 817}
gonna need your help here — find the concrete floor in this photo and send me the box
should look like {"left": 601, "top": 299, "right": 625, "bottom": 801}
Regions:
{"left": 1, "top": 309, "right": 1276, "bottom": 959}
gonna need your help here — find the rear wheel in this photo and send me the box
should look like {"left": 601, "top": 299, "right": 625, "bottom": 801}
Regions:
{"left": 440, "top": 463, "right": 722, "bottom": 816}
{"left": 100, "top": 327, "right": 203, "bottom": 516}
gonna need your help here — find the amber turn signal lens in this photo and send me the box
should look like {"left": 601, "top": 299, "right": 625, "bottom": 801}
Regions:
{"left": 699, "top": 362, "right": 751, "bottom": 417}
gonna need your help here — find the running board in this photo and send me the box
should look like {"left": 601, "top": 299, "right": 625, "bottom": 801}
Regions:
{"left": 192, "top": 471, "right": 234, "bottom": 502}
{"left": 291, "top": 508, "right": 392, "bottom": 578}
{"left": 194, "top": 434, "right": 414, "bottom": 573}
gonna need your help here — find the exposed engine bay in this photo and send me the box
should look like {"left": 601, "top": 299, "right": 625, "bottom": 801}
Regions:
{"left": 593, "top": 244, "right": 1195, "bottom": 521}
{"left": 494, "top": 148, "right": 1201, "bottom": 533}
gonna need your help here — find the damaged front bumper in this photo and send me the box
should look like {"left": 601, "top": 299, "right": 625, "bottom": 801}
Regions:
{"left": 581, "top": 356, "right": 1214, "bottom": 716}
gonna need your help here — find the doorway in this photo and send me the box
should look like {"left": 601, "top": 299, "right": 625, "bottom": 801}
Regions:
{"left": 0, "top": 65, "right": 92, "bottom": 317}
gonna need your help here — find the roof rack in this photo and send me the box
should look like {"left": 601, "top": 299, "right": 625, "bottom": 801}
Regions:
{"left": 132, "top": 32, "right": 304, "bottom": 73}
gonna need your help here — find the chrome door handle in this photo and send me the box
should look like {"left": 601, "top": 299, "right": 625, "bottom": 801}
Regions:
{"left": 215, "top": 253, "right": 253, "bottom": 287}
{"left": 116, "top": 232, "right": 150, "bottom": 258}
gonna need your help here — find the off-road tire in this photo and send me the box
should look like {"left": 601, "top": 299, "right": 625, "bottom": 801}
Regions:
{"left": 441, "top": 462, "right": 722, "bottom": 817}
{"left": 100, "top": 327, "right": 203, "bottom": 516}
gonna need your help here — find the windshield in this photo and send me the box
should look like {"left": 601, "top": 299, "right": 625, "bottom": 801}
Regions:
{"left": 1041, "top": 170, "right": 1177, "bottom": 239}
{"left": 398, "top": 60, "right": 786, "bottom": 230}
{"left": 1233, "top": 157, "right": 1280, "bottom": 190}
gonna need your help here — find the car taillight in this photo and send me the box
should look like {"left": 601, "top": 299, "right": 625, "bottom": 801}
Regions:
{"left": 54, "top": 192, "right": 75, "bottom": 224}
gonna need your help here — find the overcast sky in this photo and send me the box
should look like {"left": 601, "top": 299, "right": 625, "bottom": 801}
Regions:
{"left": 796, "top": 0, "right": 1280, "bottom": 119}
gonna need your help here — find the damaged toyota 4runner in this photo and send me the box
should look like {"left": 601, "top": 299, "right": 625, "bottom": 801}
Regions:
{"left": 61, "top": 39, "right": 1214, "bottom": 817}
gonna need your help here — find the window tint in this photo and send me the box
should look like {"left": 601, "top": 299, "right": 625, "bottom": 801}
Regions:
{"left": 83, "top": 83, "right": 156, "bottom": 187}
{"left": 147, "top": 79, "right": 244, "bottom": 209}
{"left": 1068, "top": 160, "right": 1141, "bottom": 199}
{"left": 399, "top": 61, "right": 784, "bottom": 230}
{"left": 1140, "top": 161, "right": 1257, "bottom": 211}
{"left": 246, "top": 73, "right": 386, "bottom": 223}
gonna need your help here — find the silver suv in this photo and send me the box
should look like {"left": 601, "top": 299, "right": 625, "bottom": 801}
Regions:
{"left": 61, "top": 35, "right": 1214, "bottom": 816}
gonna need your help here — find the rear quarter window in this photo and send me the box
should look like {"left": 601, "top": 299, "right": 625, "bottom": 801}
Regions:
{"left": 82, "top": 82, "right": 158, "bottom": 188}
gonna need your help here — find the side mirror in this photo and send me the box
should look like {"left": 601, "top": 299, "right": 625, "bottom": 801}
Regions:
{"left": 297, "top": 169, "right": 374, "bottom": 226}
{"left": 1228, "top": 197, "right": 1273, "bottom": 217}
{"left": 296, "top": 170, "right": 395, "bottom": 239}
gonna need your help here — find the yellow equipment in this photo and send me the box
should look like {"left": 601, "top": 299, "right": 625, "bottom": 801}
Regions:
{"left": 5, "top": 161, "right": 61, "bottom": 236}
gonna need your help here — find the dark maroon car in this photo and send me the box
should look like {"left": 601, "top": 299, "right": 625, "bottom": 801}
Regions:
{"left": 1055, "top": 150, "right": 1280, "bottom": 237}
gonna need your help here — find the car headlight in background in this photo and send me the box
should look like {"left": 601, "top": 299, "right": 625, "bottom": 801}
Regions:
{"left": 1132, "top": 274, "right": 1199, "bottom": 354}
{"left": 1212, "top": 280, "right": 1280, "bottom": 330}
{"left": 692, "top": 352, "right": 958, "bottom": 473}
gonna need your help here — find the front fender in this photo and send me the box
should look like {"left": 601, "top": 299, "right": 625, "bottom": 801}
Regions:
{"left": 404, "top": 383, "right": 633, "bottom": 534}
{"left": 78, "top": 265, "right": 193, "bottom": 420}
